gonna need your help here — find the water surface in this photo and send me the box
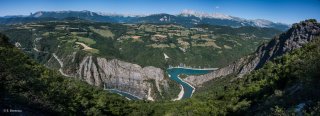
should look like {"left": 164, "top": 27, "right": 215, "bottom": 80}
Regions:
{"left": 167, "top": 68, "right": 214, "bottom": 98}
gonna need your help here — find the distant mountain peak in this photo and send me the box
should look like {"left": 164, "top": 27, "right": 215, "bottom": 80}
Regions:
{"left": 180, "top": 9, "right": 233, "bottom": 20}
{"left": 32, "top": 11, "right": 44, "bottom": 17}
{"left": 252, "top": 19, "right": 274, "bottom": 27}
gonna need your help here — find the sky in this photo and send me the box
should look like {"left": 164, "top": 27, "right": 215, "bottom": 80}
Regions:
{"left": 0, "top": 0, "right": 319, "bottom": 24}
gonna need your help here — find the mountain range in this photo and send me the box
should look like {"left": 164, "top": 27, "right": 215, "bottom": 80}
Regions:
{"left": 0, "top": 10, "right": 289, "bottom": 31}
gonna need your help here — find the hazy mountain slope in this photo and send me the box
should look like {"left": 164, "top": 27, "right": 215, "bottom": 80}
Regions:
{"left": 185, "top": 19, "right": 320, "bottom": 86}
{"left": 0, "top": 17, "right": 57, "bottom": 24}
{"left": 30, "top": 11, "right": 117, "bottom": 22}
{"left": 113, "top": 13, "right": 289, "bottom": 30}
{"left": 0, "top": 10, "right": 289, "bottom": 30}
{"left": 196, "top": 24, "right": 282, "bottom": 39}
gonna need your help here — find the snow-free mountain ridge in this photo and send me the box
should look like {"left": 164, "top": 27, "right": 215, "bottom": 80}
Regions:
{"left": 1, "top": 10, "right": 289, "bottom": 30}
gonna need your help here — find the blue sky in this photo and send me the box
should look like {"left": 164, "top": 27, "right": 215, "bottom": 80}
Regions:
{"left": 0, "top": 0, "right": 319, "bottom": 24}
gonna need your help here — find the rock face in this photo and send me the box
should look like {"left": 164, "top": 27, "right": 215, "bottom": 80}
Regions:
{"left": 185, "top": 20, "right": 320, "bottom": 86}
{"left": 47, "top": 54, "right": 168, "bottom": 99}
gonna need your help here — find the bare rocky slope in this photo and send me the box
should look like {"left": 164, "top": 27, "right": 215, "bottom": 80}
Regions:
{"left": 46, "top": 52, "right": 169, "bottom": 99}
{"left": 185, "top": 20, "right": 320, "bottom": 86}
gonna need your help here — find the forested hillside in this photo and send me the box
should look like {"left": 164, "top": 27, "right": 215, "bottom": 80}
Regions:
{"left": 1, "top": 21, "right": 277, "bottom": 69}
{"left": 0, "top": 33, "right": 131, "bottom": 115}
{"left": 1, "top": 32, "right": 320, "bottom": 115}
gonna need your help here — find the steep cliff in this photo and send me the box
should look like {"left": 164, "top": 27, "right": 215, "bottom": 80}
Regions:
{"left": 185, "top": 19, "right": 320, "bottom": 86}
{"left": 46, "top": 52, "right": 169, "bottom": 99}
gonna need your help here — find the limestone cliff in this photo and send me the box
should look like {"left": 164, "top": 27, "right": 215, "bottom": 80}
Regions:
{"left": 185, "top": 20, "right": 320, "bottom": 86}
{"left": 46, "top": 53, "right": 169, "bottom": 99}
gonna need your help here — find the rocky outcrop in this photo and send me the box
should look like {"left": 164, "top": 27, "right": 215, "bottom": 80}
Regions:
{"left": 185, "top": 20, "right": 320, "bottom": 86}
{"left": 46, "top": 53, "right": 168, "bottom": 99}
{"left": 77, "top": 56, "right": 168, "bottom": 99}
